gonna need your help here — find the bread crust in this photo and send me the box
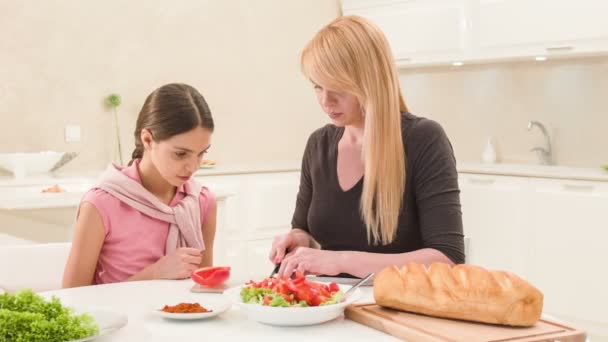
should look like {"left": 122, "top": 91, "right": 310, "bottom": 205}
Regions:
{"left": 373, "top": 262, "right": 543, "bottom": 326}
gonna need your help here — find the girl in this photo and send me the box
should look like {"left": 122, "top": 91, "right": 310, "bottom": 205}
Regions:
{"left": 269, "top": 16, "right": 465, "bottom": 278}
{"left": 63, "top": 83, "right": 216, "bottom": 287}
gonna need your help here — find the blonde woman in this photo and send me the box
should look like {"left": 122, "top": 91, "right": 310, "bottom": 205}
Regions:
{"left": 269, "top": 16, "right": 465, "bottom": 278}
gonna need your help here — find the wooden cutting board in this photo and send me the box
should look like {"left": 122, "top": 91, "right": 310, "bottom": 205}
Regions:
{"left": 345, "top": 303, "right": 586, "bottom": 342}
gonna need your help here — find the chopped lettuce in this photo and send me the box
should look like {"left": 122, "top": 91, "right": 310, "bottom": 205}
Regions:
{"left": 240, "top": 286, "right": 343, "bottom": 307}
{"left": 268, "top": 295, "right": 290, "bottom": 307}
{"left": 320, "top": 291, "right": 344, "bottom": 306}
{"left": 240, "top": 287, "right": 273, "bottom": 304}
{"left": 0, "top": 289, "right": 98, "bottom": 342}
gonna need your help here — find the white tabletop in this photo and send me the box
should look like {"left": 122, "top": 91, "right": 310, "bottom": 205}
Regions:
{"left": 40, "top": 279, "right": 399, "bottom": 342}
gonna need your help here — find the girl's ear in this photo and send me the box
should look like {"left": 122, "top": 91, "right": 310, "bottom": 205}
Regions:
{"left": 141, "top": 129, "right": 154, "bottom": 150}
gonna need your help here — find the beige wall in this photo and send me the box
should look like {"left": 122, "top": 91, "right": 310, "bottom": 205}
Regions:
{"left": 1, "top": 1, "right": 606, "bottom": 171}
{"left": 0, "top": 0, "right": 340, "bottom": 172}
{"left": 400, "top": 57, "right": 608, "bottom": 167}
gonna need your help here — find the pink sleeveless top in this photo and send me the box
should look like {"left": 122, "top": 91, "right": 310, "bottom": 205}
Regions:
{"left": 80, "top": 160, "right": 215, "bottom": 284}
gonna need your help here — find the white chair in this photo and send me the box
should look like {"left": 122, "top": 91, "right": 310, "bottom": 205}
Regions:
{"left": 0, "top": 242, "right": 71, "bottom": 293}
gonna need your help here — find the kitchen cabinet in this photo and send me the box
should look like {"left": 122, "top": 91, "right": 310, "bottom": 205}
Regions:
{"left": 459, "top": 171, "right": 608, "bottom": 337}
{"left": 475, "top": 0, "right": 608, "bottom": 60}
{"left": 342, "top": 0, "right": 469, "bottom": 66}
{"left": 526, "top": 178, "right": 608, "bottom": 327}
{"left": 458, "top": 173, "right": 530, "bottom": 277}
{"left": 197, "top": 172, "right": 299, "bottom": 233}
{"left": 342, "top": 0, "right": 608, "bottom": 67}
{"left": 196, "top": 172, "right": 300, "bottom": 282}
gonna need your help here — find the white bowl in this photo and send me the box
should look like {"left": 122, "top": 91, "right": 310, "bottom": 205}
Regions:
{"left": 0, "top": 151, "right": 66, "bottom": 178}
{"left": 224, "top": 283, "right": 361, "bottom": 326}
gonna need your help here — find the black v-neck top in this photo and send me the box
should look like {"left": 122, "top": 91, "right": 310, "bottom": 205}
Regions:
{"left": 291, "top": 112, "right": 465, "bottom": 264}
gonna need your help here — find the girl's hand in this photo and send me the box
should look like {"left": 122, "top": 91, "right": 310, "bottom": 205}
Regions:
{"left": 277, "top": 247, "right": 343, "bottom": 278}
{"left": 153, "top": 247, "right": 202, "bottom": 279}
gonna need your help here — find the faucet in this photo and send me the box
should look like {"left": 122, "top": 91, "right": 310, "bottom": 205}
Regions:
{"left": 527, "top": 120, "right": 552, "bottom": 165}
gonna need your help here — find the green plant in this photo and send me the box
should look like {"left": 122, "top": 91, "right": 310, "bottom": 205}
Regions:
{"left": 106, "top": 93, "right": 124, "bottom": 165}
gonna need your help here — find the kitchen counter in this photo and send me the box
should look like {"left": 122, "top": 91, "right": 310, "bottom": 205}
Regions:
{"left": 194, "top": 161, "right": 300, "bottom": 177}
{"left": 0, "top": 161, "right": 302, "bottom": 187}
{"left": 0, "top": 161, "right": 606, "bottom": 210}
{"left": 0, "top": 175, "right": 234, "bottom": 210}
{"left": 458, "top": 162, "right": 608, "bottom": 182}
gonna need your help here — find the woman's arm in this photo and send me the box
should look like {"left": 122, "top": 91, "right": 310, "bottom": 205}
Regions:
{"left": 200, "top": 199, "right": 217, "bottom": 267}
{"left": 411, "top": 119, "right": 465, "bottom": 264}
{"left": 62, "top": 203, "right": 105, "bottom": 288}
{"left": 278, "top": 246, "right": 452, "bottom": 278}
{"left": 338, "top": 248, "right": 453, "bottom": 278}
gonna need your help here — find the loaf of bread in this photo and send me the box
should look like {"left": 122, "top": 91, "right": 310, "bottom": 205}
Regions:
{"left": 373, "top": 262, "right": 543, "bottom": 327}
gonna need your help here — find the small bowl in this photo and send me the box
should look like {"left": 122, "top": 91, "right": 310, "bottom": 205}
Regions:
{"left": 0, "top": 151, "right": 68, "bottom": 179}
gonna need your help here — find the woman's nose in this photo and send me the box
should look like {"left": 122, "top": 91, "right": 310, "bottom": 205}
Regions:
{"left": 320, "top": 90, "right": 334, "bottom": 107}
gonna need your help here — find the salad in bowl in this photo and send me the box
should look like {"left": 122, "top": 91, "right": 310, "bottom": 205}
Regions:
{"left": 226, "top": 273, "right": 361, "bottom": 326}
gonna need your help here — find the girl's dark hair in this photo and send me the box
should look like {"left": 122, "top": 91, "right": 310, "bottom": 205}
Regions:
{"left": 129, "top": 83, "right": 214, "bottom": 165}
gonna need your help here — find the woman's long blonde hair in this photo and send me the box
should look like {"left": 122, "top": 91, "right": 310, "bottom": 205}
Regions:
{"left": 301, "top": 15, "right": 407, "bottom": 245}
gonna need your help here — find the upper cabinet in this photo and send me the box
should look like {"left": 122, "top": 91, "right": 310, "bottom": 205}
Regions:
{"left": 475, "top": 0, "right": 608, "bottom": 59}
{"left": 343, "top": 0, "right": 470, "bottom": 66}
{"left": 342, "top": 0, "right": 608, "bottom": 68}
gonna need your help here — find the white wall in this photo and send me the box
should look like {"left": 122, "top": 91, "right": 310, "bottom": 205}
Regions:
{"left": 400, "top": 57, "right": 608, "bottom": 167}
{"left": 0, "top": 0, "right": 341, "bottom": 171}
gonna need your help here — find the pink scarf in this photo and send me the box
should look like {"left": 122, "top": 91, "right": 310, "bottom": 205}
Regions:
{"left": 96, "top": 163, "right": 204, "bottom": 254}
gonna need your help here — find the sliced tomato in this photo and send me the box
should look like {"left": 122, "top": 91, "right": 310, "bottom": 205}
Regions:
{"left": 191, "top": 266, "right": 231, "bottom": 286}
{"left": 311, "top": 294, "right": 329, "bottom": 306}
{"left": 243, "top": 274, "right": 339, "bottom": 306}
{"left": 328, "top": 282, "right": 340, "bottom": 293}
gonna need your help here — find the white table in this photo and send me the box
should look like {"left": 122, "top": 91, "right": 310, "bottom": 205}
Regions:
{"left": 41, "top": 280, "right": 399, "bottom": 342}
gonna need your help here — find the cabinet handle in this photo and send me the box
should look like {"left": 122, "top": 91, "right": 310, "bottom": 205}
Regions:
{"left": 545, "top": 46, "right": 574, "bottom": 52}
{"left": 398, "top": 57, "right": 412, "bottom": 63}
{"left": 562, "top": 184, "right": 594, "bottom": 192}
{"left": 467, "top": 178, "right": 496, "bottom": 185}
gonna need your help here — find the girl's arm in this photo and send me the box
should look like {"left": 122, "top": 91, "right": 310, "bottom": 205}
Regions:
{"left": 62, "top": 203, "right": 105, "bottom": 288}
{"left": 200, "top": 199, "right": 217, "bottom": 267}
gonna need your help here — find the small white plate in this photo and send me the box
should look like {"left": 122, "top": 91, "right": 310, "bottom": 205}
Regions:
{"left": 152, "top": 297, "right": 231, "bottom": 320}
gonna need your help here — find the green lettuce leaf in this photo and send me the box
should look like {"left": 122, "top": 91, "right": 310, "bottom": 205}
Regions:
{"left": 0, "top": 289, "right": 98, "bottom": 342}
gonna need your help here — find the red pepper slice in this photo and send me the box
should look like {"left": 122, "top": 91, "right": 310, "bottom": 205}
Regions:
{"left": 191, "top": 266, "right": 231, "bottom": 286}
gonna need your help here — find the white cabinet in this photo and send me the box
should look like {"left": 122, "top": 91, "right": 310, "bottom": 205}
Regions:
{"left": 196, "top": 171, "right": 301, "bottom": 282}
{"left": 475, "top": 0, "right": 608, "bottom": 59}
{"left": 526, "top": 178, "right": 608, "bottom": 326}
{"left": 343, "top": 0, "right": 470, "bottom": 66}
{"left": 460, "top": 172, "right": 608, "bottom": 337}
{"left": 198, "top": 172, "right": 300, "bottom": 233}
{"left": 342, "top": 0, "right": 608, "bottom": 67}
{"left": 459, "top": 174, "right": 530, "bottom": 277}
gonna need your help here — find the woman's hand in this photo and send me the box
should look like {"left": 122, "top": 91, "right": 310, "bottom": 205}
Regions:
{"left": 277, "top": 247, "right": 344, "bottom": 277}
{"left": 152, "top": 247, "right": 202, "bottom": 279}
{"left": 268, "top": 229, "right": 311, "bottom": 265}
